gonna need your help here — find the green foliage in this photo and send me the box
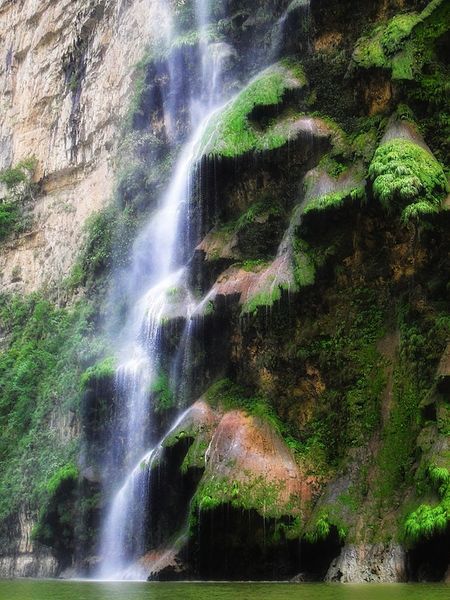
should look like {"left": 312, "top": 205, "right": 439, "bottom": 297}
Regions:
{"left": 44, "top": 463, "right": 79, "bottom": 497}
{"left": 292, "top": 238, "right": 316, "bottom": 288}
{"left": 294, "top": 287, "right": 386, "bottom": 463}
{"left": 304, "top": 509, "right": 348, "bottom": 544}
{"left": 67, "top": 205, "right": 125, "bottom": 289}
{"left": 0, "top": 293, "right": 102, "bottom": 528}
{"left": 237, "top": 197, "right": 283, "bottom": 229}
{"left": 150, "top": 372, "right": 176, "bottom": 413}
{"left": 199, "top": 62, "right": 306, "bottom": 157}
{"left": 352, "top": 0, "right": 449, "bottom": 81}
{"left": 0, "top": 157, "right": 37, "bottom": 241}
{"left": 369, "top": 139, "right": 447, "bottom": 223}
{"left": 32, "top": 463, "right": 79, "bottom": 556}
{"left": 381, "top": 13, "right": 421, "bottom": 55}
{"left": 0, "top": 202, "right": 19, "bottom": 242}
{"left": 318, "top": 154, "right": 348, "bottom": 178}
{"left": 241, "top": 285, "right": 285, "bottom": 316}
{"left": 404, "top": 465, "right": 450, "bottom": 542}
{"left": 239, "top": 259, "right": 270, "bottom": 272}
{"left": 0, "top": 157, "right": 37, "bottom": 190}
{"left": 193, "top": 474, "right": 293, "bottom": 520}
{"left": 124, "top": 49, "right": 154, "bottom": 131}
{"left": 80, "top": 357, "right": 116, "bottom": 390}
{"left": 376, "top": 309, "right": 448, "bottom": 510}
{"left": 304, "top": 186, "right": 365, "bottom": 215}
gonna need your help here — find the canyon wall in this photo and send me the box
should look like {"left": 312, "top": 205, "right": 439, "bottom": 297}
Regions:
{"left": 0, "top": 0, "right": 448, "bottom": 583}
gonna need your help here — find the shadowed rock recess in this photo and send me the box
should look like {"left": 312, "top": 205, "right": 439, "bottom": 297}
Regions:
{"left": 0, "top": 0, "right": 449, "bottom": 584}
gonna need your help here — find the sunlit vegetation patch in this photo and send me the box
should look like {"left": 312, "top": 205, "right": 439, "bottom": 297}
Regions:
{"left": 32, "top": 463, "right": 79, "bottom": 554}
{"left": 405, "top": 465, "right": 450, "bottom": 542}
{"left": 352, "top": 0, "right": 449, "bottom": 81}
{"left": 0, "top": 294, "right": 102, "bottom": 531}
{"left": 369, "top": 139, "right": 447, "bottom": 223}
{"left": 80, "top": 357, "right": 116, "bottom": 390}
{"left": 199, "top": 61, "right": 306, "bottom": 157}
{"left": 150, "top": 371, "right": 176, "bottom": 413}
{"left": 304, "top": 186, "right": 365, "bottom": 215}
{"left": 192, "top": 474, "right": 297, "bottom": 522}
{"left": 0, "top": 157, "right": 37, "bottom": 241}
{"left": 304, "top": 508, "right": 348, "bottom": 544}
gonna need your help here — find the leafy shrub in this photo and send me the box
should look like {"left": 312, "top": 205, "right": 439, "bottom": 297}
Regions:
{"left": 0, "top": 157, "right": 37, "bottom": 241}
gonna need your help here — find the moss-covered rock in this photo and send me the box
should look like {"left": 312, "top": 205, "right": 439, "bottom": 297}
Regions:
{"left": 199, "top": 61, "right": 307, "bottom": 157}
{"left": 369, "top": 137, "right": 448, "bottom": 223}
{"left": 303, "top": 163, "right": 366, "bottom": 217}
{"left": 352, "top": 0, "right": 450, "bottom": 81}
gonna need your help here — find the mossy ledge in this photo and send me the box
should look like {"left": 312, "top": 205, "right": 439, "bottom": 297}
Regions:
{"left": 198, "top": 61, "right": 307, "bottom": 158}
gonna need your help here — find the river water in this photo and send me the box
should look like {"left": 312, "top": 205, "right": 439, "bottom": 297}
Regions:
{"left": 0, "top": 581, "right": 447, "bottom": 600}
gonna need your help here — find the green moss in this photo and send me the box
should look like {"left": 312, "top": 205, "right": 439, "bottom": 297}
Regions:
{"left": 237, "top": 197, "right": 283, "bottom": 228}
{"left": 293, "top": 287, "right": 386, "bottom": 465}
{"left": 193, "top": 474, "right": 294, "bottom": 519}
{"left": 150, "top": 372, "right": 176, "bottom": 413}
{"left": 318, "top": 154, "right": 348, "bottom": 179}
{"left": 241, "top": 285, "right": 285, "bottom": 316}
{"left": 352, "top": 0, "right": 449, "bottom": 81}
{"left": 381, "top": 13, "right": 421, "bottom": 56}
{"left": 124, "top": 49, "right": 154, "bottom": 131}
{"left": 304, "top": 186, "right": 365, "bottom": 215}
{"left": 31, "top": 463, "right": 79, "bottom": 555}
{"left": 67, "top": 205, "right": 124, "bottom": 290}
{"left": 180, "top": 439, "right": 209, "bottom": 474}
{"left": 239, "top": 259, "right": 270, "bottom": 272}
{"left": 44, "top": 463, "right": 79, "bottom": 497}
{"left": 199, "top": 62, "right": 306, "bottom": 157}
{"left": 374, "top": 309, "right": 448, "bottom": 520}
{"left": 292, "top": 239, "right": 316, "bottom": 288}
{"left": 369, "top": 139, "right": 448, "bottom": 223}
{"left": 80, "top": 357, "right": 116, "bottom": 390}
{"left": 353, "top": 26, "right": 386, "bottom": 70}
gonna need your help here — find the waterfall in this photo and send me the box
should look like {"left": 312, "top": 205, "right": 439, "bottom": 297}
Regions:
{"left": 97, "top": 0, "right": 227, "bottom": 580}
{"left": 96, "top": 0, "right": 301, "bottom": 581}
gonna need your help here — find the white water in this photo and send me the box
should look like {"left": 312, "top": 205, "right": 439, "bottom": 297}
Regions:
{"left": 97, "top": 0, "right": 228, "bottom": 580}
{"left": 97, "top": 0, "right": 305, "bottom": 581}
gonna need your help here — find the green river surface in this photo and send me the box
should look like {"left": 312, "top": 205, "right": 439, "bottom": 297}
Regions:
{"left": 0, "top": 581, "right": 447, "bottom": 600}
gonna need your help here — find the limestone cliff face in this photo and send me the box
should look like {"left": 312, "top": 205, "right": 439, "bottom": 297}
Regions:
{"left": 0, "top": 0, "right": 157, "bottom": 292}
{"left": 0, "top": 0, "right": 159, "bottom": 576}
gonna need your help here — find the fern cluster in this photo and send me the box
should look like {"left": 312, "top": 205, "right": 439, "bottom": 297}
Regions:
{"left": 404, "top": 465, "right": 450, "bottom": 542}
{"left": 368, "top": 139, "right": 447, "bottom": 223}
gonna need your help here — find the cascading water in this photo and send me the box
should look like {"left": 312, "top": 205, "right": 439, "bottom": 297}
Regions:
{"left": 97, "top": 0, "right": 301, "bottom": 581}
{"left": 97, "top": 0, "right": 228, "bottom": 580}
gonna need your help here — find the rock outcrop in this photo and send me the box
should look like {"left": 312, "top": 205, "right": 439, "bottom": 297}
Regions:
{"left": 326, "top": 543, "right": 407, "bottom": 583}
{"left": 0, "top": 0, "right": 161, "bottom": 292}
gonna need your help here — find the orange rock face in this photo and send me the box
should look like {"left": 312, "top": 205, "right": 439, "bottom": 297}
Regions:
{"left": 203, "top": 410, "right": 312, "bottom": 515}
